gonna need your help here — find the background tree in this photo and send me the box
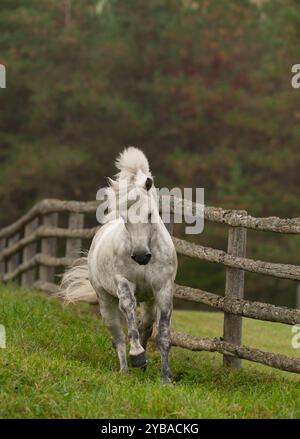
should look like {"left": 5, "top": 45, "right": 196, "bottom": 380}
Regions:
{"left": 0, "top": 0, "right": 299, "bottom": 305}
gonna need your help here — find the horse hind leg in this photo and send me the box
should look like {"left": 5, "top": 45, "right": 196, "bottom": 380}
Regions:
{"left": 117, "top": 279, "right": 147, "bottom": 369}
{"left": 153, "top": 282, "right": 173, "bottom": 384}
{"left": 110, "top": 324, "right": 128, "bottom": 373}
{"left": 97, "top": 289, "right": 128, "bottom": 373}
{"left": 138, "top": 301, "right": 156, "bottom": 350}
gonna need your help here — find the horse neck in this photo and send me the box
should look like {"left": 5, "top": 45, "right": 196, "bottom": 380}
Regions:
{"left": 151, "top": 215, "right": 172, "bottom": 243}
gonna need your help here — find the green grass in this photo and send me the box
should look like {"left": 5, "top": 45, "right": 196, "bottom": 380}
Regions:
{"left": 0, "top": 284, "right": 299, "bottom": 419}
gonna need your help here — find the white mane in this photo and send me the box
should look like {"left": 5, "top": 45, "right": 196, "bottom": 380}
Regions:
{"left": 115, "top": 146, "right": 150, "bottom": 178}
{"left": 105, "top": 146, "right": 157, "bottom": 219}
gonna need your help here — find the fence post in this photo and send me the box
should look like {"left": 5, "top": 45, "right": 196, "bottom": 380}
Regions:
{"left": 0, "top": 238, "right": 6, "bottom": 281}
{"left": 223, "top": 226, "right": 247, "bottom": 368}
{"left": 21, "top": 218, "right": 39, "bottom": 287}
{"left": 7, "top": 234, "right": 20, "bottom": 281}
{"left": 39, "top": 213, "right": 58, "bottom": 283}
{"left": 65, "top": 213, "right": 84, "bottom": 258}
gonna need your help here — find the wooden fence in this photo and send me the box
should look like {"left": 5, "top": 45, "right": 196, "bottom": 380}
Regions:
{"left": 0, "top": 197, "right": 300, "bottom": 374}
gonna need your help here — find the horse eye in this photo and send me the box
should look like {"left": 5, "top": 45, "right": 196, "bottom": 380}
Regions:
{"left": 145, "top": 177, "right": 152, "bottom": 191}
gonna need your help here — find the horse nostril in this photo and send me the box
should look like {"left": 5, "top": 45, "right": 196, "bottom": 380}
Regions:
{"left": 131, "top": 253, "right": 151, "bottom": 265}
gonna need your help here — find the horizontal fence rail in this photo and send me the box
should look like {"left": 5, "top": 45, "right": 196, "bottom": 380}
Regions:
{"left": 0, "top": 197, "right": 299, "bottom": 375}
{"left": 2, "top": 227, "right": 300, "bottom": 282}
{"left": 174, "top": 285, "right": 300, "bottom": 325}
{"left": 167, "top": 196, "right": 300, "bottom": 234}
{"left": 0, "top": 200, "right": 99, "bottom": 240}
{"left": 171, "top": 332, "right": 300, "bottom": 374}
{"left": 1, "top": 197, "right": 300, "bottom": 240}
{"left": 174, "top": 237, "right": 300, "bottom": 281}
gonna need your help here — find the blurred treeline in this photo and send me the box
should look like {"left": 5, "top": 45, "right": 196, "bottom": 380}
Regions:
{"left": 0, "top": 0, "right": 299, "bottom": 305}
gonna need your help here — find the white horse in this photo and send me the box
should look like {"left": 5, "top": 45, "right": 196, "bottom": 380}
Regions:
{"left": 60, "top": 147, "right": 177, "bottom": 383}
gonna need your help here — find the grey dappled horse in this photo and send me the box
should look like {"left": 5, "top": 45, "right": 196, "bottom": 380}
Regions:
{"left": 60, "top": 147, "right": 177, "bottom": 383}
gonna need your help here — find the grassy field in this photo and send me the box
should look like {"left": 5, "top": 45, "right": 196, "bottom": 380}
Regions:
{"left": 0, "top": 284, "right": 299, "bottom": 419}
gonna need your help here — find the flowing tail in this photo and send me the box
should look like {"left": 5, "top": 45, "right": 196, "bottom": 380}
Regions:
{"left": 59, "top": 257, "right": 97, "bottom": 303}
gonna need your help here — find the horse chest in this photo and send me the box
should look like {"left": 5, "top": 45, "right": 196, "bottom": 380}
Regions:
{"left": 135, "top": 287, "right": 153, "bottom": 303}
{"left": 124, "top": 267, "right": 153, "bottom": 301}
{"left": 131, "top": 270, "right": 152, "bottom": 292}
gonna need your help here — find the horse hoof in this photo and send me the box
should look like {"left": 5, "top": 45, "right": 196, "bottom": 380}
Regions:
{"left": 162, "top": 376, "right": 172, "bottom": 385}
{"left": 130, "top": 351, "right": 147, "bottom": 368}
{"left": 161, "top": 371, "right": 172, "bottom": 384}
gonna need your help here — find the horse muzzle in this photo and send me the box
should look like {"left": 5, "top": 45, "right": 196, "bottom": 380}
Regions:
{"left": 131, "top": 252, "right": 152, "bottom": 265}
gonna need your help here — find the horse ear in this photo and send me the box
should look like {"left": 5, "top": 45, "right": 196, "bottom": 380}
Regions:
{"left": 145, "top": 177, "right": 152, "bottom": 191}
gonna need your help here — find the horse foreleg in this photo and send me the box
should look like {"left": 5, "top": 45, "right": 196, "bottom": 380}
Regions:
{"left": 97, "top": 288, "right": 128, "bottom": 373}
{"left": 154, "top": 282, "right": 173, "bottom": 384}
{"left": 117, "top": 279, "right": 147, "bottom": 368}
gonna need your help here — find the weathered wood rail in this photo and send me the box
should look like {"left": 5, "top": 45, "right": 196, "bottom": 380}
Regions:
{"left": 0, "top": 197, "right": 299, "bottom": 374}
